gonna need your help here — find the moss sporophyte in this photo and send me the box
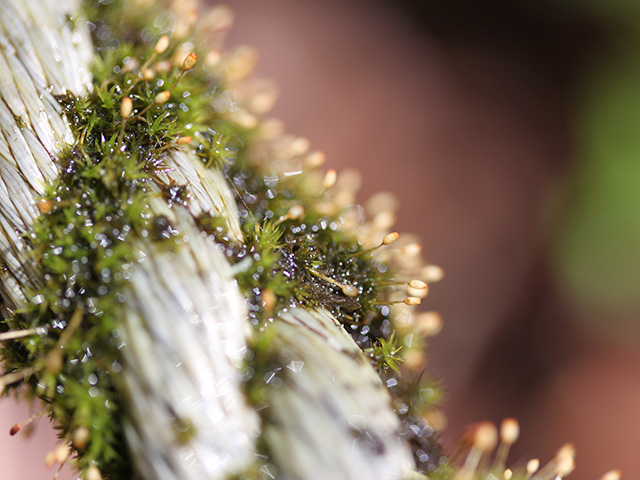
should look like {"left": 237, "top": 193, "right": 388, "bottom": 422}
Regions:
{"left": 3, "top": 1, "right": 608, "bottom": 480}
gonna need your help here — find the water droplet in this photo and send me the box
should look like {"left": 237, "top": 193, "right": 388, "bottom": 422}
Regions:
{"left": 264, "top": 368, "right": 281, "bottom": 384}
{"left": 286, "top": 361, "right": 304, "bottom": 373}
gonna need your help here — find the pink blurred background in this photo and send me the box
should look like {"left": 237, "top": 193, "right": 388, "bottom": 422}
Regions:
{"left": 2, "top": 1, "right": 639, "bottom": 478}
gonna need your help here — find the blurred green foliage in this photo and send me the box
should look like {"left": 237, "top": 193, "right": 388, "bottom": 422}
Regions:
{"left": 545, "top": 0, "right": 640, "bottom": 336}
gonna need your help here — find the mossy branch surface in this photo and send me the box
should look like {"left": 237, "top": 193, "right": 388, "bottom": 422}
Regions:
{"left": 1, "top": 0, "right": 445, "bottom": 478}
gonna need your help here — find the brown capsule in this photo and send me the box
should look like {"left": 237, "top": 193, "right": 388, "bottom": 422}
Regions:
{"left": 382, "top": 232, "right": 399, "bottom": 246}
{"left": 287, "top": 205, "right": 305, "bottom": 220}
{"left": 85, "top": 465, "right": 103, "bottom": 480}
{"left": 305, "top": 151, "right": 326, "bottom": 169}
{"left": 340, "top": 284, "right": 358, "bottom": 298}
{"left": 53, "top": 443, "right": 70, "bottom": 463}
{"left": 37, "top": 198, "right": 52, "bottom": 214}
{"left": 154, "top": 35, "right": 170, "bottom": 54}
{"left": 261, "top": 288, "right": 277, "bottom": 315}
{"left": 183, "top": 52, "right": 197, "bottom": 71}
{"left": 600, "top": 470, "right": 622, "bottom": 480}
{"left": 120, "top": 97, "right": 133, "bottom": 119}
{"left": 526, "top": 459, "right": 540, "bottom": 475}
{"left": 408, "top": 279, "right": 427, "bottom": 290}
{"left": 121, "top": 57, "right": 139, "bottom": 73}
{"left": 401, "top": 242, "right": 422, "bottom": 257}
{"left": 500, "top": 418, "right": 520, "bottom": 445}
{"left": 142, "top": 68, "right": 155, "bottom": 81}
{"left": 154, "top": 90, "right": 171, "bottom": 105}
{"left": 474, "top": 421, "right": 498, "bottom": 452}
{"left": 44, "top": 450, "right": 55, "bottom": 468}
{"left": 73, "top": 426, "right": 90, "bottom": 450}
{"left": 422, "top": 264, "right": 445, "bottom": 283}
{"left": 423, "top": 409, "right": 447, "bottom": 432}
{"left": 322, "top": 169, "right": 337, "bottom": 190}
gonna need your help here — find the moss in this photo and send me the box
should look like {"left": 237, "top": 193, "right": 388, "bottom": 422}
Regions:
{"left": 207, "top": 122, "right": 453, "bottom": 471}
{"left": 1, "top": 1, "right": 237, "bottom": 476}
{"left": 214, "top": 153, "right": 397, "bottom": 344}
{"left": 215, "top": 138, "right": 449, "bottom": 474}
{"left": 84, "top": 0, "right": 399, "bottom": 350}
{"left": 1, "top": 0, "right": 448, "bottom": 477}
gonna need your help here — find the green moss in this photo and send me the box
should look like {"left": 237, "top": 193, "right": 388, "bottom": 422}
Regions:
{"left": 1, "top": 0, "right": 448, "bottom": 477}
{"left": 366, "top": 332, "right": 404, "bottom": 374}
{"left": 84, "top": 0, "right": 398, "bottom": 350}
{"left": 2, "top": 148, "right": 148, "bottom": 476}
{"left": 215, "top": 131, "right": 448, "bottom": 474}
{"left": 1, "top": 1, "right": 239, "bottom": 476}
{"left": 214, "top": 152, "right": 397, "bottom": 344}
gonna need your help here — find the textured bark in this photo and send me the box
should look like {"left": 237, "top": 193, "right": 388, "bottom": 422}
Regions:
{"left": 0, "top": 0, "right": 91, "bottom": 311}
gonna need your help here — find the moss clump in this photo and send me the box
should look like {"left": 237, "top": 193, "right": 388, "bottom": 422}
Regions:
{"left": 213, "top": 151, "right": 397, "bottom": 345}
{"left": 1, "top": 2, "right": 240, "bottom": 476}
{"left": 2, "top": 145, "right": 154, "bottom": 475}
{"left": 210, "top": 104, "right": 447, "bottom": 475}
{"left": 1, "top": 0, "right": 446, "bottom": 477}
{"left": 84, "top": 1, "right": 402, "bottom": 353}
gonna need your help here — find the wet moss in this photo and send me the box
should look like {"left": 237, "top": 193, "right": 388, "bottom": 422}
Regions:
{"left": 213, "top": 150, "right": 397, "bottom": 348}
{"left": 1, "top": 0, "right": 447, "bottom": 477}
{"left": 215, "top": 125, "right": 447, "bottom": 476}
{"left": 2, "top": 145, "right": 152, "bottom": 476}
{"left": 1, "top": 1, "right": 239, "bottom": 476}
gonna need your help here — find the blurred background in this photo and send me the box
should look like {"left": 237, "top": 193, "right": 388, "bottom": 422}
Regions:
{"left": 3, "top": 0, "right": 640, "bottom": 478}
